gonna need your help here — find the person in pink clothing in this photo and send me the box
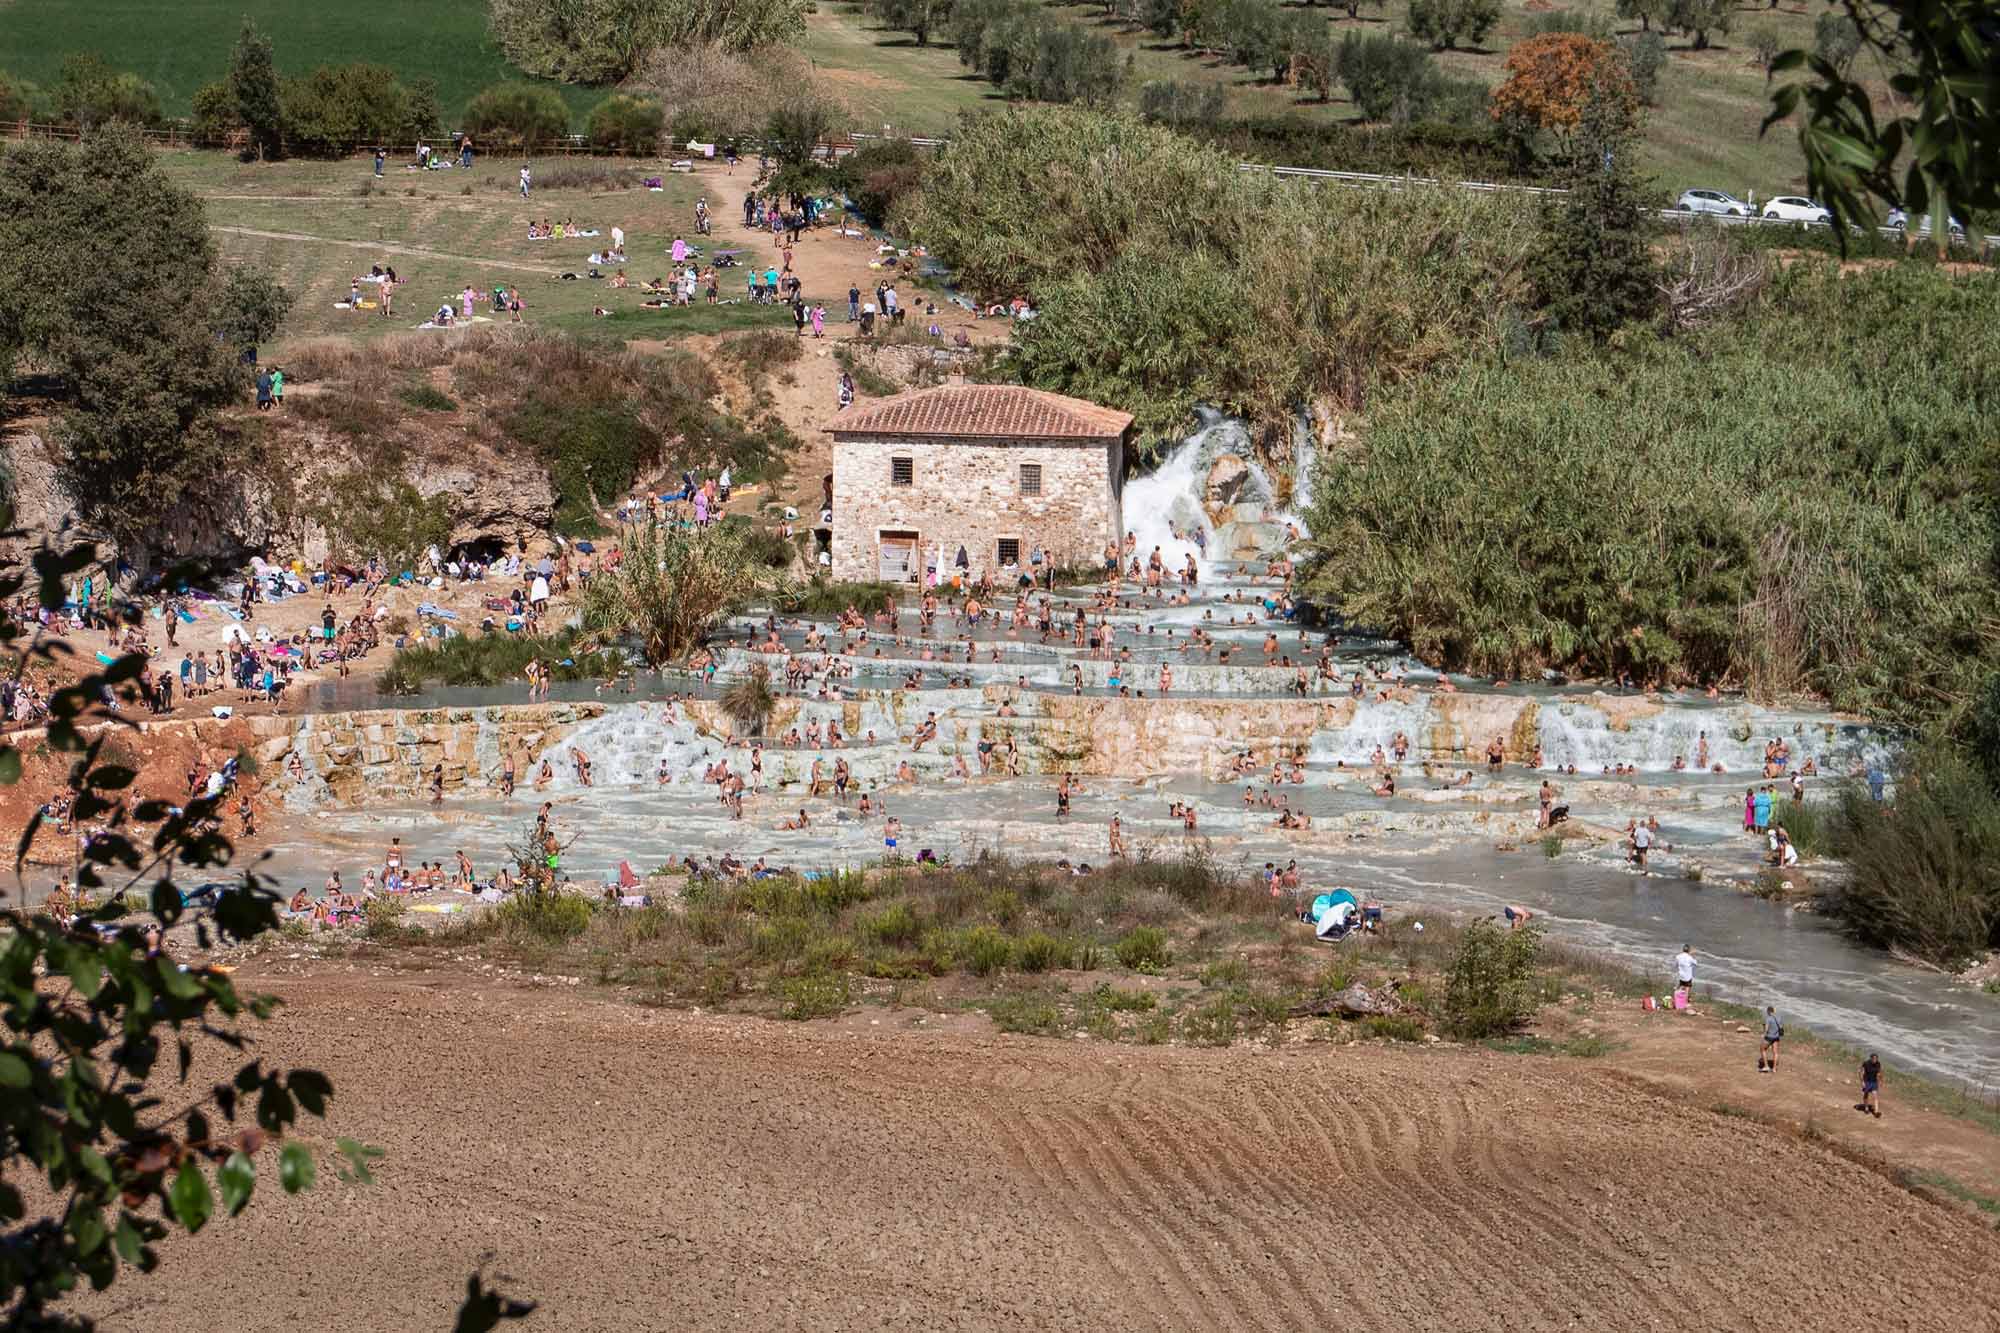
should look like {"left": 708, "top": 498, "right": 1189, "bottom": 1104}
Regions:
{"left": 810, "top": 303, "right": 824, "bottom": 338}
{"left": 671, "top": 235, "right": 687, "bottom": 265}
{"left": 692, "top": 488, "right": 708, "bottom": 525}
{"left": 460, "top": 286, "right": 476, "bottom": 320}
{"left": 1743, "top": 787, "right": 1756, "bottom": 832}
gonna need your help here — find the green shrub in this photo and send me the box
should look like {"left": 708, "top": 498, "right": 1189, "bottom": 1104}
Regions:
{"left": 1201, "top": 957, "right": 1249, "bottom": 988}
{"left": 753, "top": 915, "right": 814, "bottom": 961}
{"left": 398, "top": 383, "right": 457, "bottom": 412}
{"left": 1406, "top": 0, "right": 1501, "bottom": 51}
{"left": 1441, "top": 920, "right": 1543, "bottom": 1038}
{"left": 1114, "top": 926, "right": 1171, "bottom": 972}
{"left": 52, "top": 53, "right": 162, "bottom": 129}
{"left": 587, "top": 93, "right": 664, "bottom": 152}
{"left": 281, "top": 63, "right": 413, "bottom": 157}
{"left": 1541, "top": 835, "right": 1563, "bottom": 858}
{"left": 1361, "top": 1014, "right": 1425, "bottom": 1042}
{"left": 362, "top": 895, "right": 410, "bottom": 940}
{"left": 990, "top": 992, "right": 1066, "bottom": 1035}
{"left": 189, "top": 81, "right": 236, "bottom": 145}
{"left": 862, "top": 902, "right": 922, "bottom": 948}
{"left": 779, "top": 970, "right": 851, "bottom": 1020}
{"left": 1770, "top": 797, "right": 1830, "bottom": 857}
{"left": 1179, "top": 994, "right": 1241, "bottom": 1046}
{"left": 1305, "top": 264, "right": 2000, "bottom": 717}
{"left": 832, "top": 138, "right": 927, "bottom": 227}
{"left": 778, "top": 580, "right": 898, "bottom": 617}
{"left": 1139, "top": 80, "right": 1227, "bottom": 128}
{"left": 1015, "top": 932, "right": 1073, "bottom": 973}
{"left": 961, "top": 924, "right": 1015, "bottom": 976}
{"left": 1093, "top": 982, "right": 1157, "bottom": 1012}
{"left": 495, "top": 890, "right": 594, "bottom": 942}
{"left": 1830, "top": 751, "right": 2000, "bottom": 968}
{"left": 463, "top": 82, "right": 569, "bottom": 146}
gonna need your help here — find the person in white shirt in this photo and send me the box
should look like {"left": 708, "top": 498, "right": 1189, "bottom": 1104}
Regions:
{"left": 1632, "top": 819, "right": 1652, "bottom": 872}
{"left": 611, "top": 224, "right": 625, "bottom": 253}
{"left": 1674, "top": 946, "right": 1696, "bottom": 998}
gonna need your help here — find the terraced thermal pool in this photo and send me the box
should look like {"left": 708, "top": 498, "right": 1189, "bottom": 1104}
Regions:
{"left": 239, "top": 555, "right": 2000, "bottom": 1090}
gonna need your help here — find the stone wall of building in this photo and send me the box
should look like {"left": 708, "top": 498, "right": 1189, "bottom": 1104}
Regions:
{"left": 831, "top": 435, "right": 1122, "bottom": 583}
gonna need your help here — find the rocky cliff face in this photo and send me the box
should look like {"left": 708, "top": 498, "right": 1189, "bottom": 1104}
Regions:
{"left": 2, "top": 420, "right": 555, "bottom": 571}
{"left": 259, "top": 702, "right": 604, "bottom": 806}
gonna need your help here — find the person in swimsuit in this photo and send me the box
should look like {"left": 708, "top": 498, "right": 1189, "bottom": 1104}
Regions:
{"left": 1859, "top": 1053, "right": 1882, "bottom": 1118}
{"left": 884, "top": 816, "right": 901, "bottom": 853}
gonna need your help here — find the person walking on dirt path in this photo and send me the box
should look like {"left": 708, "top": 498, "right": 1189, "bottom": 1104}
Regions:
{"left": 374, "top": 147, "right": 385, "bottom": 178}
{"left": 811, "top": 303, "right": 825, "bottom": 338}
{"left": 1859, "top": 1052, "right": 1883, "bottom": 1117}
{"left": 848, "top": 283, "right": 860, "bottom": 323}
{"left": 1759, "top": 1006, "right": 1782, "bottom": 1072}
{"left": 460, "top": 135, "right": 474, "bottom": 169}
{"left": 1674, "top": 945, "right": 1696, "bottom": 1000}
{"left": 270, "top": 366, "right": 283, "bottom": 408}
{"left": 520, "top": 164, "right": 532, "bottom": 197}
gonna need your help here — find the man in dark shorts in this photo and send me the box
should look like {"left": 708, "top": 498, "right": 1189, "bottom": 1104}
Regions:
{"left": 1859, "top": 1053, "right": 1882, "bottom": 1118}
{"left": 1759, "top": 1006, "right": 1782, "bottom": 1072}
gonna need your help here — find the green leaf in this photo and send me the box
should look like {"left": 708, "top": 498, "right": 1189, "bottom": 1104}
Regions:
{"left": 218, "top": 1151, "right": 255, "bottom": 1216}
{"left": 278, "top": 1142, "right": 315, "bottom": 1195}
{"left": 112, "top": 1214, "right": 143, "bottom": 1265}
{"left": 66, "top": 950, "right": 103, "bottom": 999}
{"left": 76, "top": 1146, "right": 114, "bottom": 1187}
{"left": 168, "top": 1162, "right": 213, "bottom": 1234}
{"left": 0, "top": 747, "right": 19, "bottom": 786}
{"left": 69, "top": 1203, "right": 107, "bottom": 1256}
{"left": 0, "top": 1050, "right": 31, "bottom": 1087}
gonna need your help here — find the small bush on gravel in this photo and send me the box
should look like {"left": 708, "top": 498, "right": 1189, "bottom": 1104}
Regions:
{"left": 1361, "top": 1015, "right": 1425, "bottom": 1042}
{"left": 961, "top": 924, "right": 1015, "bottom": 976}
{"left": 1093, "top": 983, "right": 1156, "bottom": 1012}
{"left": 779, "top": 970, "right": 850, "bottom": 1020}
{"left": 495, "top": 890, "right": 594, "bottom": 942}
{"left": 1179, "top": 995, "right": 1241, "bottom": 1046}
{"left": 1114, "top": 926, "right": 1171, "bottom": 972}
{"left": 990, "top": 993, "right": 1065, "bottom": 1035}
{"left": 1015, "top": 932, "right": 1072, "bottom": 973}
{"left": 1441, "top": 921, "right": 1543, "bottom": 1038}
{"left": 862, "top": 902, "right": 922, "bottom": 948}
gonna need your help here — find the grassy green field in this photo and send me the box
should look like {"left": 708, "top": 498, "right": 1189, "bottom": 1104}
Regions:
{"left": 810, "top": 0, "right": 1824, "bottom": 196}
{"left": 0, "top": 0, "right": 597, "bottom": 122}
{"left": 160, "top": 154, "right": 788, "bottom": 345}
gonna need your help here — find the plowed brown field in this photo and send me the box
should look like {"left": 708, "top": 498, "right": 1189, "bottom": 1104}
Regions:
{"left": 82, "top": 966, "right": 2000, "bottom": 1332}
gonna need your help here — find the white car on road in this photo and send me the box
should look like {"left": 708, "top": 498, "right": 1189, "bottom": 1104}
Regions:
{"left": 1886, "top": 208, "right": 1966, "bottom": 239}
{"left": 1676, "top": 188, "right": 1750, "bottom": 217}
{"left": 1761, "top": 196, "right": 1831, "bottom": 225}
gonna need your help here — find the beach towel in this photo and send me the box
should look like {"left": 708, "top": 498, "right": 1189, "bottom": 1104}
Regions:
{"left": 617, "top": 860, "right": 640, "bottom": 889}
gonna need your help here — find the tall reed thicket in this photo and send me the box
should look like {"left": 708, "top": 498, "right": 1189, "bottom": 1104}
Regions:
{"left": 1305, "top": 262, "right": 2000, "bottom": 725}
{"left": 905, "top": 107, "right": 1538, "bottom": 446}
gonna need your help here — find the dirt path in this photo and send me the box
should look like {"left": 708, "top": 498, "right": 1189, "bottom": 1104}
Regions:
{"left": 78, "top": 963, "right": 2000, "bottom": 1331}
{"left": 210, "top": 226, "right": 566, "bottom": 277}
{"left": 1595, "top": 999, "right": 2000, "bottom": 1201}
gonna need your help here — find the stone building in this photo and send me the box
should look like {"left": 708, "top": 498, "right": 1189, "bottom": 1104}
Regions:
{"left": 827, "top": 385, "right": 1132, "bottom": 584}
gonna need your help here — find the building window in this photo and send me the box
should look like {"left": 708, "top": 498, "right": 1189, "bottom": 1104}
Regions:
{"left": 1019, "top": 463, "right": 1043, "bottom": 496}
{"left": 996, "top": 538, "right": 1020, "bottom": 567}
{"left": 890, "top": 456, "right": 914, "bottom": 488}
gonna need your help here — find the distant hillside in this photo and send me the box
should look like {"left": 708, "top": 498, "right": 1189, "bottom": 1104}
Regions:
{"left": 0, "top": 0, "right": 597, "bottom": 121}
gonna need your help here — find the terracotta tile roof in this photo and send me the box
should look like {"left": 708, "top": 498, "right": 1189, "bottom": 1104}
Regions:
{"left": 827, "top": 385, "right": 1133, "bottom": 441}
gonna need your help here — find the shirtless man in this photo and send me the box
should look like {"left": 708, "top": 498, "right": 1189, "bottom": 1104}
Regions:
{"left": 501, "top": 747, "right": 517, "bottom": 797}
{"left": 1108, "top": 815, "right": 1126, "bottom": 859}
